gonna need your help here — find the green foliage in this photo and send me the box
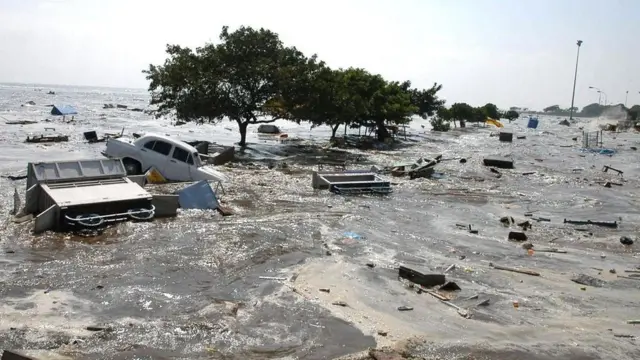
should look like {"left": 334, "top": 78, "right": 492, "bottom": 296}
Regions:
{"left": 436, "top": 107, "right": 452, "bottom": 121}
{"left": 481, "top": 103, "right": 500, "bottom": 119}
{"left": 144, "top": 25, "right": 445, "bottom": 145}
{"left": 627, "top": 105, "right": 640, "bottom": 121}
{"left": 407, "top": 83, "right": 446, "bottom": 119}
{"left": 430, "top": 116, "right": 451, "bottom": 131}
{"left": 580, "top": 103, "right": 604, "bottom": 117}
{"left": 504, "top": 110, "right": 520, "bottom": 122}
{"left": 144, "top": 26, "right": 314, "bottom": 146}
{"left": 449, "top": 103, "right": 475, "bottom": 122}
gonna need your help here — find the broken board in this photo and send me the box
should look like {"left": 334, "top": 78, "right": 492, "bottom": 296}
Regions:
{"left": 398, "top": 266, "right": 445, "bottom": 288}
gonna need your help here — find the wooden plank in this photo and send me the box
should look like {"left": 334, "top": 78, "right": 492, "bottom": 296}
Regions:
{"left": 489, "top": 262, "right": 540, "bottom": 276}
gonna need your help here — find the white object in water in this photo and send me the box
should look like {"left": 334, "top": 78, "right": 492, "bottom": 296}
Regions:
{"left": 12, "top": 187, "right": 21, "bottom": 215}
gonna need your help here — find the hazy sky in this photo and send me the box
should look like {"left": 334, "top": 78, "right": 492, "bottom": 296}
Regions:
{"left": 1, "top": 0, "right": 638, "bottom": 110}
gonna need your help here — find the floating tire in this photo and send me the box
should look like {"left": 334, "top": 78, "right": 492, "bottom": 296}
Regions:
{"left": 71, "top": 214, "right": 104, "bottom": 228}
{"left": 128, "top": 208, "right": 154, "bottom": 221}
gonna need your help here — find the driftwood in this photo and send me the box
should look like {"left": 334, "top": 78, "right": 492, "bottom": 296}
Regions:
{"left": 563, "top": 219, "right": 618, "bottom": 228}
{"left": 489, "top": 262, "right": 540, "bottom": 276}
{"left": 535, "top": 248, "right": 567, "bottom": 253}
{"left": 425, "top": 291, "right": 470, "bottom": 318}
{"left": 617, "top": 275, "right": 640, "bottom": 281}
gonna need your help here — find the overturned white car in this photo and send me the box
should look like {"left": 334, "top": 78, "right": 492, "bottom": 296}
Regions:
{"left": 102, "top": 133, "right": 228, "bottom": 183}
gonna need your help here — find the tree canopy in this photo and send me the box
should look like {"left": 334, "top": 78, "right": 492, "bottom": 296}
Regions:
{"left": 145, "top": 26, "right": 318, "bottom": 146}
{"left": 481, "top": 103, "right": 500, "bottom": 120}
{"left": 504, "top": 110, "right": 520, "bottom": 122}
{"left": 544, "top": 105, "right": 561, "bottom": 113}
{"left": 143, "top": 25, "right": 521, "bottom": 140}
{"left": 144, "top": 25, "right": 446, "bottom": 145}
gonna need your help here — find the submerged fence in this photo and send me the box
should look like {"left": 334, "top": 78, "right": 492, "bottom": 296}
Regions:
{"left": 582, "top": 130, "right": 603, "bottom": 149}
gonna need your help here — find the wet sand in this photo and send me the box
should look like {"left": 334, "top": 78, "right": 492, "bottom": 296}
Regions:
{"left": 1, "top": 84, "right": 640, "bottom": 359}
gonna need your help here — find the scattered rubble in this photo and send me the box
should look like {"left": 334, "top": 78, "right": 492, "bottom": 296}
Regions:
{"left": 602, "top": 165, "right": 624, "bottom": 175}
{"left": 508, "top": 231, "right": 528, "bottom": 242}
{"left": 483, "top": 156, "right": 514, "bottom": 169}
{"left": 499, "top": 131, "right": 513, "bottom": 142}
{"left": 25, "top": 134, "right": 69, "bottom": 143}
{"left": 83, "top": 129, "right": 123, "bottom": 143}
{"left": 5, "top": 120, "right": 38, "bottom": 125}
{"left": 397, "top": 306, "right": 413, "bottom": 311}
{"left": 571, "top": 274, "right": 605, "bottom": 287}
{"left": 620, "top": 236, "right": 634, "bottom": 245}
{"left": 398, "top": 266, "right": 445, "bottom": 287}
{"left": 312, "top": 168, "right": 392, "bottom": 195}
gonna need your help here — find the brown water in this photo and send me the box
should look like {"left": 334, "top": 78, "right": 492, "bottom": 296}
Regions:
{"left": 1, "top": 83, "right": 640, "bottom": 359}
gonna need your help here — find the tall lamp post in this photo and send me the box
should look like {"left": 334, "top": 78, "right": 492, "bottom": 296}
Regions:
{"left": 600, "top": 90, "right": 608, "bottom": 106}
{"left": 589, "top": 86, "right": 602, "bottom": 105}
{"left": 625, "top": 90, "right": 629, "bottom": 107}
{"left": 569, "top": 40, "right": 583, "bottom": 121}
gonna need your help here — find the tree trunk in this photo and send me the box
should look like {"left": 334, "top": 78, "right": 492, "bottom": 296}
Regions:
{"left": 331, "top": 124, "right": 340, "bottom": 139}
{"left": 237, "top": 120, "right": 249, "bottom": 147}
{"left": 375, "top": 121, "right": 391, "bottom": 142}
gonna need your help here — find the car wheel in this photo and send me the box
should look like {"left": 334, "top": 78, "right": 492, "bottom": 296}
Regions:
{"left": 123, "top": 160, "right": 141, "bottom": 175}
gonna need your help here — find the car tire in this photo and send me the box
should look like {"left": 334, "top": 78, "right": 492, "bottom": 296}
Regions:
{"left": 123, "top": 159, "right": 142, "bottom": 175}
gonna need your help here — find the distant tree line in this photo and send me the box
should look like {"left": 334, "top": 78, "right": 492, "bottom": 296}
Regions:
{"left": 429, "top": 103, "right": 520, "bottom": 131}
{"left": 143, "top": 26, "right": 448, "bottom": 146}
{"left": 540, "top": 103, "right": 640, "bottom": 119}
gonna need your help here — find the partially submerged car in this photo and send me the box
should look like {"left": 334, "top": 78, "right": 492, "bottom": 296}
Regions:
{"left": 102, "top": 133, "right": 228, "bottom": 183}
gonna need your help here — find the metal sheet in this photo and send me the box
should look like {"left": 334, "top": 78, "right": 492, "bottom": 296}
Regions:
{"left": 25, "top": 184, "right": 40, "bottom": 214}
{"left": 42, "top": 180, "right": 151, "bottom": 207}
{"left": 177, "top": 181, "right": 219, "bottom": 210}
{"left": 128, "top": 175, "right": 147, "bottom": 187}
{"left": 152, "top": 195, "right": 180, "bottom": 217}
{"left": 29, "top": 159, "right": 126, "bottom": 183}
{"left": 34, "top": 204, "right": 58, "bottom": 234}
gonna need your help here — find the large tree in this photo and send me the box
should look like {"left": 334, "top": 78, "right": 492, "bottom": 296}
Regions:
{"left": 481, "top": 103, "right": 500, "bottom": 120}
{"left": 449, "top": 102, "right": 475, "bottom": 124}
{"left": 503, "top": 109, "right": 520, "bottom": 122}
{"left": 579, "top": 103, "right": 605, "bottom": 118}
{"left": 627, "top": 104, "right": 640, "bottom": 121}
{"left": 294, "top": 67, "right": 370, "bottom": 139}
{"left": 406, "top": 83, "right": 446, "bottom": 119}
{"left": 144, "top": 26, "right": 315, "bottom": 146}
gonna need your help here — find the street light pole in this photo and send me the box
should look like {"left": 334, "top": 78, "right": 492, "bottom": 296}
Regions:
{"left": 589, "top": 86, "right": 601, "bottom": 105}
{"left": 625, "top": 90, "right": 629, "bottom": 107}
{"left": 569, "top": 40, "right": 583, "bottom": 121}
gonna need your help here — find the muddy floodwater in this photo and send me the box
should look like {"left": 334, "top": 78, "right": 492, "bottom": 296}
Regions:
{"left": 1, "top": 84, "right": 640, "bottom": 360}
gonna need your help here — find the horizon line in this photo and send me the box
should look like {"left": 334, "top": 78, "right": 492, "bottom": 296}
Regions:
{"left": 0, "top": 81, "right": 147, "bottom": 91}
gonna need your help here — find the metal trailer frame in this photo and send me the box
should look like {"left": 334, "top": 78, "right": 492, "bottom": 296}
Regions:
{"left": 25, "top": 158, "right": 157, "bottom": 233}
{"left": 312, "top": 169, "right": 392, "bottom": 195}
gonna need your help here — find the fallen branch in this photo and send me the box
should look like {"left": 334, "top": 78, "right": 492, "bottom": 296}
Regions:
{"left": 489, "top": 262, "right": 540, "bottom": 276}
{"left": 617, "top": 275, "right": 640, "bottom": 281}
{"left": 535, "top": 248, "right": 567, "bottom": 253}
{"left": 425, "top": 291, "right": 470, "bottom": 318}
{"left": 259, "top": 276, "right": 287, "bottom": 280}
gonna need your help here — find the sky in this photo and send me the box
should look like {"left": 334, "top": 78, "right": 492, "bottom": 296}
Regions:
{"left": 0, "top": 0, "right": 638, "bottom": 110}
